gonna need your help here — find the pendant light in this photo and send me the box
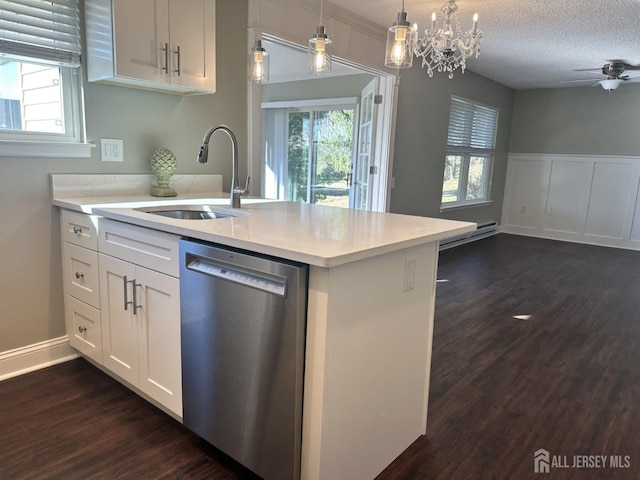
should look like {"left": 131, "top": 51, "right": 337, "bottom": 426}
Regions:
{"left": 249, "top": 0, "right": 269, "bottom": 83}
{"left": 309, "top": 0, "right": 332, "bottom": 75}
{"left": 250, "top": 38, "right": 269, "bottom": 83}
{"left": 385, "top": 0, "right": 415, "bottom": 68}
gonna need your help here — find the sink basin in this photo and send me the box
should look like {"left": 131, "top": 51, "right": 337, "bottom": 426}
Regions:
{"left": 134, "top": 205, "right": 247, "bottom": 220}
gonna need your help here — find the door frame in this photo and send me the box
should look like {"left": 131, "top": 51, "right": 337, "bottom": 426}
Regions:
{"left": 247, "top": 31, "right": 399, "bottom": 212}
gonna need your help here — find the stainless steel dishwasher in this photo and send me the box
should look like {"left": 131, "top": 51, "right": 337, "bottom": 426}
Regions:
{"left": 179, "top": 239, "right": 308, "bottom": 480}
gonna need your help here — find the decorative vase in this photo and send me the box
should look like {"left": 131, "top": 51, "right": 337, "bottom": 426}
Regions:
{"left": 150, "top": 148, "right": 177, "bottom": 197}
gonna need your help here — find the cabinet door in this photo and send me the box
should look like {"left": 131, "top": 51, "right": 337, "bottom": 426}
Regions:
{"left": 168, "top": 0, "right": 216, "bottom": 92}
{"left": 99, "top": 253, "right": 139, "bottom": 386}
{"left": 136, "top": 266, "right": 182, "bottom": 416}
{"left": 113, "top": 0, "right": 170, "bottom": 85}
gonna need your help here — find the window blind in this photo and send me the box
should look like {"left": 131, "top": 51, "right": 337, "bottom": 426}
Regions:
{"left": 447, "top": 96, "right": 498, "bottom": 149}
{"left": 0, "top": 0, "right": 81, "bottom": 67}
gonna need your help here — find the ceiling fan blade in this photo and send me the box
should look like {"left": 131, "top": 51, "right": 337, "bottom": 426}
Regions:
{"left": 561, "top": 78, "right": 600, "bottom": 83}
{"left": 608, "top": 59, "right": 640, "bottom": 70}
{"left": 573, "top": 68, "right": 602, "bottom": 72}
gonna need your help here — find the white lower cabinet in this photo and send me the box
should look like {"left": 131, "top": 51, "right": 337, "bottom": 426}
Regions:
{"left": 60, "top": 209, "right": 182, "bottom": 419}
{"left": 99, "top": 253, "right": 182, "bottom": 416}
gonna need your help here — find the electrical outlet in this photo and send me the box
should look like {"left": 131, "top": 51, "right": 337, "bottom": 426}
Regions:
{"left": 403, "top": 258, "right": 416, "bottom": 292}
{"left": 100, "top": 138, "right": 124, "bottom": 162}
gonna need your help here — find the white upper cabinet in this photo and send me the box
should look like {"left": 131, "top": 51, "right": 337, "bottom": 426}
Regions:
{"left": 85, "top": 0, "right": 216, "bottom": 94}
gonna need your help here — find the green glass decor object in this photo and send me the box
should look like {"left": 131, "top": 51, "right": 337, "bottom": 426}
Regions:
{"left": 150, "top": 148, "right": 177, "bottom": 197}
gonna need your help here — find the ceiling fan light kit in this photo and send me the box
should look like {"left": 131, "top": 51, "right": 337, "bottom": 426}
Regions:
{"left": 385, "top": 0, "right": 482, "bottom": 79}
{"left": 599, "top": 78, "right": 622, "bottom": 91}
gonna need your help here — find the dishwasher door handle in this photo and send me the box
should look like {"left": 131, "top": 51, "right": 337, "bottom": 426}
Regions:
{"left": 186, "top": 256, "right": 287, "bottom": 296}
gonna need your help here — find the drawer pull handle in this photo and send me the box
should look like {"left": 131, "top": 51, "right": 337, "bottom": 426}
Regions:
{"left": 73, "top": 226, "right": 82, "bottom": 235}
{"left": 78, "top": 326, "right": 87, "bottom": 333}
{"left": 75, "top": 272, "right": 84, "bottom": 279}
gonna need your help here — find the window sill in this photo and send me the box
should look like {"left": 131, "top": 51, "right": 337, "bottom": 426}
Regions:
{"left": 440, "top": 200, "right": 494, "bottom": 212}
{"left": 0, "top": 140, "right": 95, "bottom": 158}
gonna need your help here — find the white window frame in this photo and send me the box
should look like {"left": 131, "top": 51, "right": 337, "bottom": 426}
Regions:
{"left": 441, "top": 95, "right": 499, "bottom": 209}
{"left": 0, "top": 0, "right": 90, "bottom": 158}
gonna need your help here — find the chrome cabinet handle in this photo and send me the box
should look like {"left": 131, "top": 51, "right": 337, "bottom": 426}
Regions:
{"left": 73, "top": 226, "right": 82, "bottom": 234}
{"left": 78, "top": 326, "right": 87, "bottom": 333}
{"left": 162, "top": 42, "right": 169, "bottom": 73}
{"left": 123, "top": 275, "right": 133, "bottom": 311}
{"left": 132, "top": 281, "right": 142, "bottom": 314}
{"left": 75, "top": 272, "right": 84, "bottom": 279}
{"left": 174, "top": 45, "right": 181, "bottom": 76}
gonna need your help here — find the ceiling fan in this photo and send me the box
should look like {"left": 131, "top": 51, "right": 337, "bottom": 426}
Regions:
{"left": 566, "top": 61, "right": 640, "bottom": 91}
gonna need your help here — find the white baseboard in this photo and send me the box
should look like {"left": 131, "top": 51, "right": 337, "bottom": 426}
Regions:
{"left": 0, "top": 336, "right": 79, "bottom": 382}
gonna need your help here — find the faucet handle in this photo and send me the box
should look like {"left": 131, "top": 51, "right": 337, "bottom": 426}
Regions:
{"left": 243, "top": 176, "right": 251, "bottom": 195}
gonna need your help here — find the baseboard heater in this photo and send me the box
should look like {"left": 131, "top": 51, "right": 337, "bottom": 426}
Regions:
{"left": 439, "top": 222, "right": 498, "bottom": 250}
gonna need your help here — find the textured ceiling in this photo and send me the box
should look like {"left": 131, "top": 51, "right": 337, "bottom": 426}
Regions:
{"left": 332, "top": 0, "right": 640, "bottom": 90}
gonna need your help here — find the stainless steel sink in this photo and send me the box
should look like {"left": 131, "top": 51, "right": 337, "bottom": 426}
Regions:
{"left": 134, "top": 205, "right": 247, "bottom": 220}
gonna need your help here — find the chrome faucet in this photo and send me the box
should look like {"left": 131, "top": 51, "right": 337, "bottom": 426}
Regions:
{"left": 196, "top": 124, "right": 250, "bottom": 208}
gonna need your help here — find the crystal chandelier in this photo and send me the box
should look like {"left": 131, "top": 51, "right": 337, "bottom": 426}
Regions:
{"left": 385, "top": 0, "right": 482, "bottom": 79}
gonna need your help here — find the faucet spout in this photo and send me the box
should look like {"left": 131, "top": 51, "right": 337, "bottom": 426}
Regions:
{"left": 197, "top": 124, "right": 250, "bottom": 208}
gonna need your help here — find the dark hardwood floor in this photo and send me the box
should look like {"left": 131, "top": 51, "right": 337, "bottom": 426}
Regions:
{"left": 1, "top": 234, "right": 639, "bottom": 479}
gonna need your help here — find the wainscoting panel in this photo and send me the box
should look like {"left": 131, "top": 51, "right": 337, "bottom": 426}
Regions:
{"left": 502, "top": 154, "right": 640, "bottom": 250}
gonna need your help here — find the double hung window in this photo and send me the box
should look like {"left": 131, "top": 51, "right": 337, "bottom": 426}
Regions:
{"left": 0, "top": 0, "right": 84, "bottom": 148}
{"left": 441, "top": 96, "right": 499, "bottom": 207}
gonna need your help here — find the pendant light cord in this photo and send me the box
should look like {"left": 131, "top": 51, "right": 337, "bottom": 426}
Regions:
{"left": 319, "top": 0, "right": 323, "bottom": 26}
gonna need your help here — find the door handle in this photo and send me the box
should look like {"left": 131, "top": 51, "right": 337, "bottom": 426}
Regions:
{"left": 123, "top": 275, "right": 133, "bottom": 311}
{"left": 162, "top": 42, "right": 169, "bottom": 73}
{"left": 174, "top": 45, "right": 181, "bottom": 76}
{"left": 132, "top": 281, "right": 142, "bottom": 315}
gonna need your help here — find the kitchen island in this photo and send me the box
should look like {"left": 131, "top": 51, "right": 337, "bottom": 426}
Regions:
{"left": 52, "top": 174, "right": 475, "bottom": 480}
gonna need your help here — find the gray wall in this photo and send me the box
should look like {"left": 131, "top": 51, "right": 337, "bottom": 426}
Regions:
{"left": 510, "top": 84, "right": 640, "bottom": 155}
{"left": 261, "top": 73, "right": 374, "bottom": 103}
{"left": 0, "top": 0, "right": 248, "bottom": 352}
{"left": 390, "top": 65, "right": 515, "bottom": 226}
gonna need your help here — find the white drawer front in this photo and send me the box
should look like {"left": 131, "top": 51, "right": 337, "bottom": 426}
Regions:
{"left": 61, "top": 209, "right": 98, "bottom": 250}
{"left": 63, "top": 242, "right": 101, "bottom": 308}
{"left": 65, "top": 295, "right": 102, "bottom": 364}
{"left": 98, "top": 218, "right": 180, "bottom": 277}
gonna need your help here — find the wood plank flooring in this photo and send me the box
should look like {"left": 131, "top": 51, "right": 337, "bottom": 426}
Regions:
{"left": 1, "top": 234, "right": 639, "bottom": 479}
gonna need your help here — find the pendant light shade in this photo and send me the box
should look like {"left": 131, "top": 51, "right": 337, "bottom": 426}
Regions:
{"left": 309, "top": 25, "right": 332, "bottom": 75}
{"left": 250, "top": 38, "right": 269, "bottom": 83}
{"left": 384, "top": 2, "right": 414, "bottom": 68}
{"left": 309, "top": 0, "right": 332, "bottom": 75}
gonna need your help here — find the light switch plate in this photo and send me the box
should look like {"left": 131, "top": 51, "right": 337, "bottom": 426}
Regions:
{"left": 100, "top": 138, "right": 124, "bottom": 162}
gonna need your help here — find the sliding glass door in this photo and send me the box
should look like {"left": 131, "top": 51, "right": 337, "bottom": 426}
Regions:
{"left": 265, "top": 104, "right": 356, "bottom": 208}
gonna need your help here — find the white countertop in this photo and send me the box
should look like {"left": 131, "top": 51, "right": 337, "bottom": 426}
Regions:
{"left": 54, "top": 194, "right": 475, "bottom": 267}
{"left": 50, "top": 174, "right": 475, "bottom": 267}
